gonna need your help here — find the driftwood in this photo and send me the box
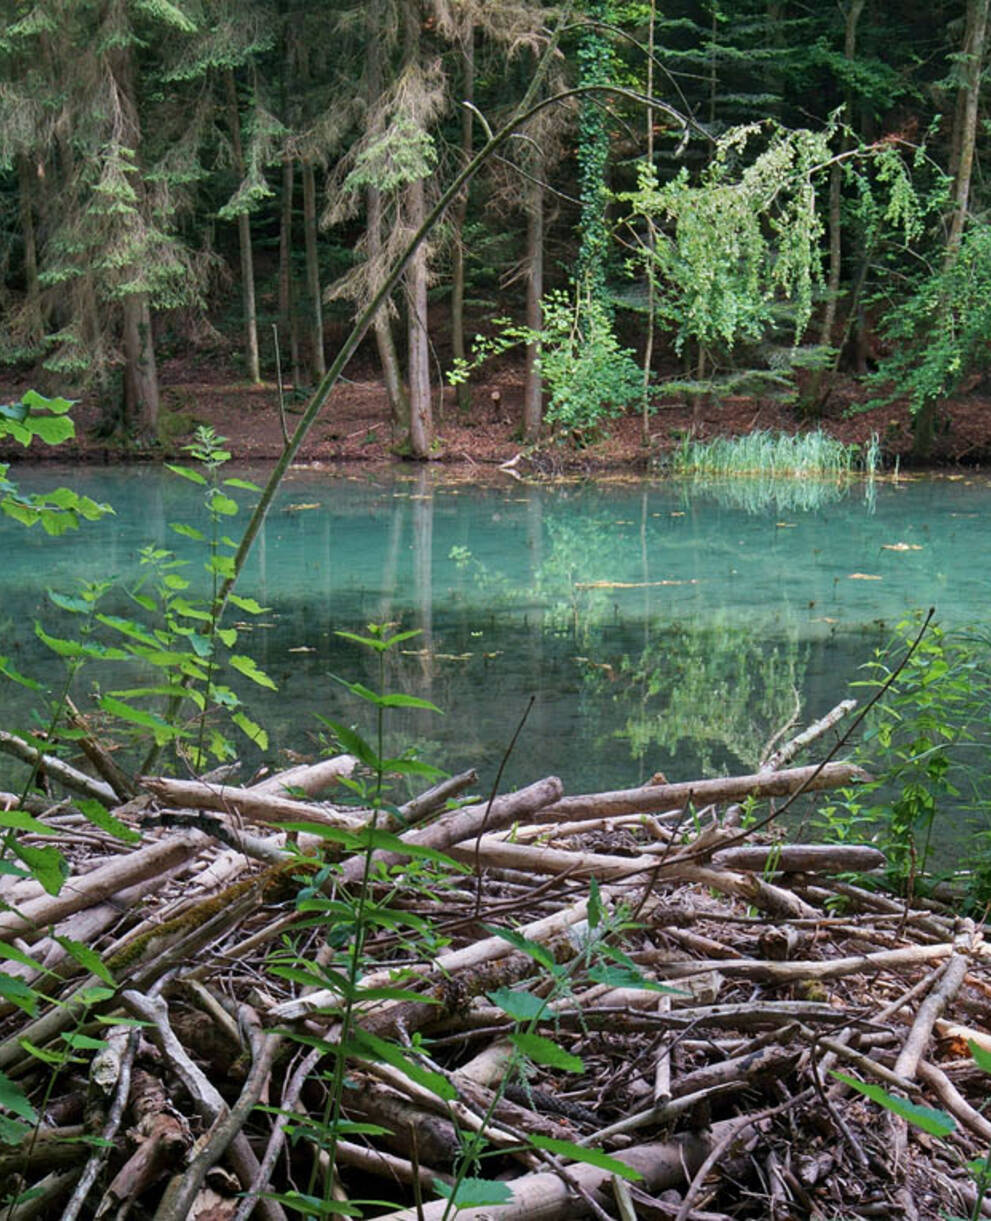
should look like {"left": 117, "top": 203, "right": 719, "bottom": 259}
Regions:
{"left": 2, "top": 741, "right": 989, "bottom": 1221}
{"left": 537, "top": 761, "right": 869, "bottom": 821}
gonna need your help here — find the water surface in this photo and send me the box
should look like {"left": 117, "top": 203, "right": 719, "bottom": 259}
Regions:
{"left": 2, "top": 465, "right": 989, "bottom": 799}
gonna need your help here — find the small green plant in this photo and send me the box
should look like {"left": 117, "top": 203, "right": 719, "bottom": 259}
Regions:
{"left": 449, "top": 286, "right": 643, "bottom": 443}
{"left": 1, "top": 391, "right": 113, "bottom": 535}
{"left": 832, "top": 1040, "right": 991, "bottom": 1221}
{"left": 820, "top": 616, "right": 991, "bottom": 897}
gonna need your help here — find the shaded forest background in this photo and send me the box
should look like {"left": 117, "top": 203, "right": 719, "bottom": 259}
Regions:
{"left": 3, "top": 0, "right": 991, "bottom": 463}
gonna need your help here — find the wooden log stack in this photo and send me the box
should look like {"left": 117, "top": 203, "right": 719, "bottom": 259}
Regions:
{"left": 0, "top": 708, "right": 988, "bottom": 1220}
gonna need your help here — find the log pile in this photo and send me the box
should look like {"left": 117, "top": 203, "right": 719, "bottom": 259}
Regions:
{"left": 1, "top": 715, "right": 989, "bottom": 1220}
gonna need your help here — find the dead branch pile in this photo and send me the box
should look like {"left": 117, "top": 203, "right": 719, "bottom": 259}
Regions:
{"left": 1, "top": 715, "right": 989, "bottom": 1220}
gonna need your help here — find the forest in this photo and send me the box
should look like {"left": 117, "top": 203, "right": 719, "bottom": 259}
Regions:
{"left": 5, "top": 5, "right": 991, "bottom": 1221}
{"left": 3, "top": 0, "right": 991, "bottom": 463}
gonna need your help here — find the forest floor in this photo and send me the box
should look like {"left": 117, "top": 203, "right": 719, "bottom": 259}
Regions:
{"left": 5, "top": 353, "right": 991, "bottom": 470}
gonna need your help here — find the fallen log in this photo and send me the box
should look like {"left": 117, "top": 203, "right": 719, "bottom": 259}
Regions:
{"left": 140, "top": 775, "right": 368, "bottom": 830}
{"left": 710, "top": 843, "right": 885, "bottom": 873}
{"left": 372, "top": 1134, "right": 712, "bottom": 1221}
{"left": 536, "top": 761, "right": 869, "bottom": 821}
{"left": 0, "top": 830, "right": 207, "bottom": 942}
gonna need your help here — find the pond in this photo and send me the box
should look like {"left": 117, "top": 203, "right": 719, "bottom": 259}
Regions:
{"left": 1, "top": 464, "right": 989, "bottom": 804}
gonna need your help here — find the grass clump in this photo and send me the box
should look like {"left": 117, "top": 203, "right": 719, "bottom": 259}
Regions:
{"left": 669, "top": 429, "right": 878, "bottom": 477}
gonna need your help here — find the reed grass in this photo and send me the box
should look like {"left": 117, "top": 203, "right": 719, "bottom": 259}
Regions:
{"left": 669, "top": 429, "right": 879, "bottom": 478}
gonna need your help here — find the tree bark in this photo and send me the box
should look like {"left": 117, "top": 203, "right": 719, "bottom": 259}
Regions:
{"left": 404, "top": 0, "right": 432, "bottom": 458}
{"left": 945, "top": 0, "right": 990, "bottom": 262}
{"left": 366, "top": 0, "right": 409, "bottom": 427}
{"left": 225, "top": 70, "right": 261, "bottom": 383}
{"left": 278, "top": 157, "right": 302, "bottom": 389}
{"left": 522, "top": 156, "right": 544, "bottom": 442}
{"left": 406, "top": 175, "right": 432, "bottom": 458}
{"left": 914, "top": 0, "right": 990, "bottom": 457}
{"left": 450, "top": 22, "right": 474, "bottom": 414}
{"left": 17, "top": 154, "right": 43, "bottom": 344}
{"left": 122, "top": 293, "right": 159, "bottom": 438}
{"left": 302, "top": 159, "right": 326, "bottom": 381}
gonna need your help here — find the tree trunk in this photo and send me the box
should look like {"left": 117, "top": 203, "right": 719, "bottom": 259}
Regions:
{"left": 450, "top": 23, "right": 474, "bottom": 414}
{"left": 366, "top": 0, "right": 409, "bottom": 427}
{"left": 17, "top": 155, "right": 43, "bottom": 344}
{"left": 810, "top": 0, "right": 865, "bottom": 413}
{"left": 641, "top": 0, "right": 657, "bottom": 444}
{"left": 916, "top": 0, "right": 990, "bottom": 457}
{"left": 302, "top": 159, "right": 326, "bottom": 382}
{"left": 225, "top": 70, "right": 261, "bottom": 383}
{"left": 122, "top": 293, "right": 159, "bottom": 438}
{"left": 406, "top": 177, "right": 432, "bottom": 458}
{"left": 404, "top": 0, "right": 431, "bottom": 458}
{"left": 522, "top": 157, "right": 544, "bottom": 442}
{"left": 945, "top": 0, "right": 990, "bottom": 263}
{"left": 279, "top": 157, "right": 302, "bottom": 389}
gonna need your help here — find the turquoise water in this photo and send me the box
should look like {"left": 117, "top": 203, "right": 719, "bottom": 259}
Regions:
{"left": 1, "top": 465, "right": 989, "bottom": 797}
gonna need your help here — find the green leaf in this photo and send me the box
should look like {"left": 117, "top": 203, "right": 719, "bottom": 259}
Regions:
{"left": 0, "top": 1069, "right": 38, "bottom": 1122}
{"left": 223, "top": 477, "right": 262, "bottom": 491}
{"left": 588, "top": 876, "right": 601, "bottom": 929}
{"left": 53, "top": 936, "right": 115, "bottom": 985}
{"left": 487, "top": 987, "right": 547, "bottom": 1022}
{"left": 207, "top": 491, "right": 239, "bottom": 516}
{"left": 36, "top": 624, "right": 127, "bottom": 660}
{"left": 165, "top": 464, "right": 207, "bottom": 485}
{"left": 75, "top": 799, "right": 141, "bottom": 844}
{"left": 12, "top": 842, "right": 68, "bottom": 895}
{"left": 0, "top": 808, "right": 54, "bottom": 835}
{"left": 432, "top": 1177, "right": 514, "bottom": 1208}
{"left": 28, "top": 415, "right": 75, "bottom": 445}
{"left": 377, "top": 692, "right": 443, "bottom": 713}
{"left": 22, "top": 389, "right": 74, "bottom": 415}
{"left": 509, "top": 1031, "right": 583, "bottom": 1072}
{"left": 586, "top": 964, "right": 687, "bottom": 994}
{"left": 0, "top": 974, "right": 39, "bottom": 1016}
{"left": 61, "top": 1032, "right": 108, "bottom": 1051}
{"left": 228, "top": 654, "right": 276, "bottom": 689}
{"left": 19, "top": 1039, "right": 66, "bottom": 1065}
{"left": 0, "top": 656, "right": 44, "bottom": 691}
{"left": 261, "top": 1191, "right": 362, "bottom": 1217}
{"left": 969, "top": 1040, "right": 991, "bottom": 1076}
{"left": 233, "top": 711, "right": 269, "bottom": 749}
{"left": 529, "top": 1136, "right": 644, "bottom": 1182}
{"left": 0, "top": 942, "right": 44, "bottom": 971}
{"left": 228, "top": 594, "right": 268, "bottom": 614}
{"left": 0, "top": 1115, "right": 32, "bottom": 1146}
{"left": 47, "top": 591, "right": 93, "bottom": 615}
{"left": 315, "top": 719, "right": 378, "bottom": 768}
{"left": 482, "top": 925, "right": 557, "bottom": 971}
{"left": 830, "top": 1072, "right": 955, "bottom": 1137}
{"left": 98, "top": 696, "right": 177, "bottom": 738}
{"left": 169, "top": 521, "right": 205, "bottom": 540}
{"left": 350, "top": 1029, "right": 456, "bottom": 1100}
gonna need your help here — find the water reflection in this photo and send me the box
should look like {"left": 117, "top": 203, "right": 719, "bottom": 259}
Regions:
{"left": 0, "top": 466, "right": 987, "bottom": 793}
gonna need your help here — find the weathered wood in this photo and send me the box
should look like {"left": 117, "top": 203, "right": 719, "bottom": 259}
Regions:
{"left": 141, "top": 776, "right": 367, "bottom": 830}
{"left": 0, "top": 831, "right": 207, "bottom": 942}
{"left": 760, "top": 699, "right": 858, "bottom": 773}
{"left": 537, "top": 761, "right": 868, "bottom": 821}
{"left": 710, "top": 843, "right": 885, "bottom": 873}
{"left": 247, "top": 753, "right": 356, "bottom": 796}
{"left": 0, "top": 729, "right": 117, "bottom": 804}
{"left": 372, "top": 1135, "right": 711, "bottom": 1220}
{"left": 337, "top": 775, "right": 563, "bottom": 885}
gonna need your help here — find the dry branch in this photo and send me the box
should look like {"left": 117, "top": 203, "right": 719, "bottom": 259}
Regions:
{"left": 537, "top": 761, "right": 868, "bottom": 821}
